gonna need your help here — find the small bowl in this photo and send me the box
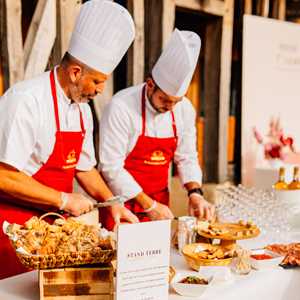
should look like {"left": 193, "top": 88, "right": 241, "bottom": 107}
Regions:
{"left": 250, "top": 249, "right": 283, "bottom": 270}
{"left": 171, "top": 272, "right": 212, "bottom": 298}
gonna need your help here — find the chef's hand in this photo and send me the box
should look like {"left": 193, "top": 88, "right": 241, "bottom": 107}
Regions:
{"left": 62, "top": 193, "right": 94, "bottom": 217}
{"left": 188, "top": 194, "right": 215, "bottom": 221}
{"left": 109, "top": 204, "right": 139, "bottom": 227}
{"left": 146, "top": 201, "right": 174, "bottom": 220}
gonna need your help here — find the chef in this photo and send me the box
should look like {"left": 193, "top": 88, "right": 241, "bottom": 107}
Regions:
{"left": 0, "top": 0, "right": 138, "bottom": 279}
{"left": 99, "top": 29, "right": 215, "bottom": 230}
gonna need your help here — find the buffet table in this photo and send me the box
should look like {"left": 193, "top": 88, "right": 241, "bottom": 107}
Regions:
{"left": 1, "top": 233, "right": 300, "bottom": 300}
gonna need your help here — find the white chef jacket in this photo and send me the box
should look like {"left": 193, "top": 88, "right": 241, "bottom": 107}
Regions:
{"left": 0, "top": 68, "right": 96, "bottom": 176}
{"left": 99, "top": 84, "right": 202, "bottom": 199}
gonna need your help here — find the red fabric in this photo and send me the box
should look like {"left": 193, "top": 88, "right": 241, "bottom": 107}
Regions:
{"left": 100, "top": 85, "right": 177, "bottom": 230}
{"left": 0, "top": 70, "right": 85, "bottom": 279}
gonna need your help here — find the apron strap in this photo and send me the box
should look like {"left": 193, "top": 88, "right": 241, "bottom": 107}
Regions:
{"left": 141, "top": 84, "right": 177, "bottom": 138}
{"left": 50, "top": 70, "right": 61, "bottom": 132}
{"left": 50, "top": 69, "right": 85, "bottom": 135}
{"left": 141, "top": 84, "right": 146, "bottom": 136}
{"left": 78, "top": 106, "right": 86, "bottom": 135}
{"left": 170, "top": 110, "right": 177, "bottom": 138}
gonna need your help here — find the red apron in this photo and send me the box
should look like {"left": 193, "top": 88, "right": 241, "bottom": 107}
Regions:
{"left": 0, "top": 70, "right": 85, "bottom": 279}
{"left": 100, "top": 85, "right": 178, "bottom": 230}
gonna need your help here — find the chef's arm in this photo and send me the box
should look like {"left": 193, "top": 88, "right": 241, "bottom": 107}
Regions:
{"left": 75, "top": 167, "right": 113, "bottom": 201}
{"left": 76, "top": 168, "right": 139, "bottom": 224}
{"left": 0, "top": 162, "right": 95, "bottom": 217}
{"left": 0, "top": 162, "right": 61, "bottom": 208}
{"left": 135, "top": 192, "right": 174, "bottom": 220}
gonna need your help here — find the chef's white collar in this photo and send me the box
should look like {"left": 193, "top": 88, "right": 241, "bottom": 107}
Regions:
{"left": 144, "top": 85, "right": 168, "bottom": 116}
{"left": 54, "top": 66, "right": 73, "bottom": 105}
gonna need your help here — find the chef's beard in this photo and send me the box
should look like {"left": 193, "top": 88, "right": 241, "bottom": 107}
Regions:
{"left": 148, "top": 94, "right": 169, "bottom": 114}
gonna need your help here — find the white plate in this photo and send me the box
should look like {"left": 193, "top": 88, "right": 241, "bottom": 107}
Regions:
{"left": 250, "top": 249, "right": 283, "bottom": 269}
{"left": 171, "top": 272, "right": 212, "bottom": 298}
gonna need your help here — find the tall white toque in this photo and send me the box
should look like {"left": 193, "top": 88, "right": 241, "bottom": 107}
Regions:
{"left": 68, "top": 0, "right": 135, "bottom": 74}
{"left": 152, "top": 28, "right": 201, "bottom": 97}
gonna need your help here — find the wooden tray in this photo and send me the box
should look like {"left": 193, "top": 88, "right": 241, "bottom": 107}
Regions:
{"left": 182, "top": 243, "right": 233, "bottom": 271}
{"left": 197, "top": 222, "right": 260, "bottom": 241}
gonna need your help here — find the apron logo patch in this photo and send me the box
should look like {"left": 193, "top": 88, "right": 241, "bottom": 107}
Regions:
{"left": 144, "top": 150, "right": 168, "bottom": 165}
{"left": 63, "top": 149, "right": 77, "bottom": 169}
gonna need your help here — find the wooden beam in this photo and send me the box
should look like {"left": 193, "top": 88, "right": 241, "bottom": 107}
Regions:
{"left": 272, "top": 0, "right": 279, "bottom": 19}
{"left": 278, "top": 0, "right": 286, "bottom": 21}
{"left": 0, "top": 0, "right": 9, "bottom": 91}
{"left": 203, "top": 19, "right": 222, "bottom": 182}
{"left": 162, "top": 0, "right": 175, "bottom": 47}
{"left": 144, "top": 0, "right": 163, "bottom": 75}
{"left": 58, "top": 0, "right": 81, "bottom": 57}
{"left": 24, "top": 0, "right": 56, "bottom": 79}
{"left": 24, "top": 0, "right": 47, "bottom": 67}
{"left": 3, "top": 0, "right": 24, "bottom": 86}
{"left": 218, "top": 0, "right": 234, "bottom": 182}
{"left": 244, "top": 0, "right": 252, "bottom": 15}
{"left": 261, "top": 0, "right": 269, "bottom": 17}
{"left": 127, "top": 0, "right": 145, "bottom": 85}
{"left": 175, "top": 0, "right": 225, "bottom": 17}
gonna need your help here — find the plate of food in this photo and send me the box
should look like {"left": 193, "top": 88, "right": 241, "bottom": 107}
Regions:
{"left": 265, "top": 243, "right": 300, "bottom": 268}
{"left": 197, "top": 220, "right": 260, "bottom": 241}
{"left": 171, "top": 272, "right": 212, "bottom": 298}
{"left": 182, "top": 243, "right": 235, "bottom": 271}
{"left": 250, "top": 248, "right": 283, "bottom": 269}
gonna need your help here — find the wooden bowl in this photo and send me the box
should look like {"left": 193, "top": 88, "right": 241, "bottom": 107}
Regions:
{"left": 182, "top": 243, "right": 233, "bottom": 271}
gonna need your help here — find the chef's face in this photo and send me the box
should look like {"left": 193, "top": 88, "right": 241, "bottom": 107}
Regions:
{"left": 69, "top": 66, "right": 108, "bottom": 103}
{"left": 146, "top": 78, "right": 182, "bottom": 113}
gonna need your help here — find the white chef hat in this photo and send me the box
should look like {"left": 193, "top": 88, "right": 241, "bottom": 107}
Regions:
{"left": 68, "top": 0, "right": 135, "bottom": 74}
{"left": 152, "top": 28, "right": 201, "bottom": 97}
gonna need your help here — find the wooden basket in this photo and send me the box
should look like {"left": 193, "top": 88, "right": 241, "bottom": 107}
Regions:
{"left": 182, "top": 243, "right": 233, "bottom": 271}
{"left": 12, "top": 213, "right": 116, "bottom": 269}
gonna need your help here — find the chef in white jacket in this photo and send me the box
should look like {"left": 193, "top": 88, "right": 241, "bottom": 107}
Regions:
{"left": 0, "top": 0, "right": 138, "bottom": 279}
{"left": 99, "top": 29, "right": 215, "bottom": 230}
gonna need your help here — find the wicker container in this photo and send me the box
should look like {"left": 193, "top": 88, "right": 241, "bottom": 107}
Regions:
{"left": 182, "top": 243, "right": 232, "bottom": 271}
{"left": 9, "top": 213, "right": 116, "bottom": 269}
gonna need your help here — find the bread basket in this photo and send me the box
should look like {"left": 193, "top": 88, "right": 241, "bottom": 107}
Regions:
{"left": 8, "top": 213, "right": 116, "bottom": 269}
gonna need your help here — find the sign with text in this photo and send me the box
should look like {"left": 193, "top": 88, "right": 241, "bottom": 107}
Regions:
{"left": 116, "top": 220, "right": 171, "bottom": 300}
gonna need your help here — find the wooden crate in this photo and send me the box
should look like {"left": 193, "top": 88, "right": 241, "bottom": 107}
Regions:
{"left": 39, "top": 264, "right": 113, "bottom": 300}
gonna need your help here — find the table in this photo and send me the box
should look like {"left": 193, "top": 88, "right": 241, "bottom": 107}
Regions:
{"left": 1, "top": 233, "right": 300, "bottom": 300}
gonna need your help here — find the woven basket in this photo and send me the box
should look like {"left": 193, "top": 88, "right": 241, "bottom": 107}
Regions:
{"left": 182, "top": 243, "right": 232, "bottom": 271}
{"left": 11, "top": 212, "right": 116, "bottom": 269}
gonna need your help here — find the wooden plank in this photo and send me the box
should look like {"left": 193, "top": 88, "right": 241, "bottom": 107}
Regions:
{"left": 42, "top": 295, "right": 112, "bottom": 300}
{"left": 127, "top": 0, "right": 145, "bottom": 86}
{"left": 203, "top": 19, "right": 222, "bottom": 182}
{"left": 218, "top": 0, "right": 234, "bottom": 182}
{"left": 4, "top": 0, "right": 24, "bottom": 86}
{"left": 58, "top": 0, "right": 82, "bottom": 57}
{"left": 0, "top": 59, "right": 4, "bottom": 95}
{"left": 24, "top": 0, "right": 47, "bottom": 67}
{"left": 24, "top": 0, "right": 56, "bottom": 79}
{"left": 244, "top": 0, "right": 252, "bottom": 15}
{"left": 278, "top": 0, "right": 286, "bottom": 20}
{"left": 175, "top": 0, "right": 226, "bottom": 17}
{"left": 261, "top": 0, "right": 269, "bottom": 17}
{"left": 144, "top": 0, "right": 163, "bottom": 75}
{"left": 39, "top": 266, "right": 113, "bottom": 300}
{"left": 272, "top": 0, "right": 279, "bottom": 19}
{"left": 162, "top": 0, "right": 175, "bottom": 47}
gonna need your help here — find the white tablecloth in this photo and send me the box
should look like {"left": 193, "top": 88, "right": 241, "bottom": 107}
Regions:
{"left": 1, "top": 233, "right": 300, "bottom": 300}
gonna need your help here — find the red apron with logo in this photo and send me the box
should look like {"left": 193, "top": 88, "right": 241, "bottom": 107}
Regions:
{"left": 100, "top": 85, "right": 178, "bottom": 230}
{"left": 0, "top": 70, "right": 85, "bottom": 279}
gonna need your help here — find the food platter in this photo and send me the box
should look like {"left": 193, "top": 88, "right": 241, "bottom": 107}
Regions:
{"left": 197, "top": 221, "right": 260, "bottom": 241}
{"left": 182, "top": 243, "right": 234, "bottom": 271}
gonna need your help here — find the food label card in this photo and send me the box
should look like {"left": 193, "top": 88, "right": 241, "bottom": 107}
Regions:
{"left": 116, "top": 220, "right": 171, "bottom": 300}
